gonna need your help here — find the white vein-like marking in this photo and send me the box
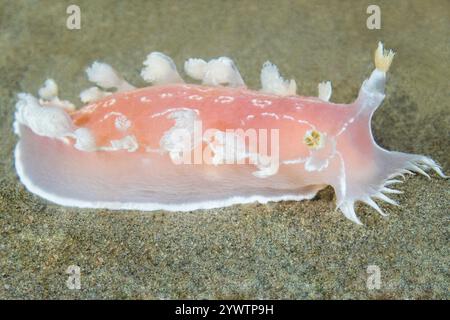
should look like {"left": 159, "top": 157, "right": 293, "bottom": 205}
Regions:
{"left": 294, "top": 102, "right": 305, "bottom": 109}
{"left": 297, "top": 119, "right": 316, "bottom": 130}
{"left": 188, "top": 94, "right": 203, "bottom": 100}
{"left": 336, "top": 125, "right": 347, "bottom": 136}
{"left": 261, "top": 112, "right": 279, "bottom": 120}
{"left": 251, "top": 99, "right": 272, "bottom": 108}
{"left": 101, "top": 111, "right": 123, "bottom": 120}
{"left": 160, "top": 93, "right": 173, "bottom": 98}
{"left": 151, "top": 107, "right": 200, "bottom": 118}
{"left": 80, "top": 103, "right": 98, "bottom": 114}
{"left": 195, "top": 87, "right": 214, "bottom": 93}
{"left": 336, "top": 111, "right": 366, "bottom": 137}
{"left": 300, "top": 97, "right": 323, "bottom": 104}
{"left": 140, "top": 96, "right": 152, "bottom": 103}
{"left": 245, "top": 113, "right": 314, "bottom": 130}
{"left": 214, "top": 96, "right": 235, "bottom": 104}
{"left": 283, "top": 155, "right": 310, "bottom": 165}
{"left": 336, "top": 99, "right": 369, "bottom": 137}
{"left": 103, "top": 98, "right": 116, "bottom": 107}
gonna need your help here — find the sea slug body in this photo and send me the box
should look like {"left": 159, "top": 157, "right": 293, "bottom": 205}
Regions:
{"left": 13, "top": 43, "right": 447, "bottom": 224}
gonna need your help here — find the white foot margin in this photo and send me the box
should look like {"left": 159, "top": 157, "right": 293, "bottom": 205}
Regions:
{"left": 14, "top": 140, "right": 319, "bottom": 213}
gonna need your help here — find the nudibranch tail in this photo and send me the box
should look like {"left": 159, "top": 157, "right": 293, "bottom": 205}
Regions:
{"left": 13, "top": 43, "right": 447, "bottom": 224}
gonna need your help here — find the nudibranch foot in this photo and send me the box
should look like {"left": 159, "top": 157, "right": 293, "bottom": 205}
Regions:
{"left": 334, "top": 151, "right": 447, "bottom": 224}
{"left": 13, "top": 42, "right": 447, "bottom": 224}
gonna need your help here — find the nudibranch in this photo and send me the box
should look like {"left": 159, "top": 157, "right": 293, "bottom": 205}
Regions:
{"left": 14, "top": 43, "right": 447, "bottom": 224}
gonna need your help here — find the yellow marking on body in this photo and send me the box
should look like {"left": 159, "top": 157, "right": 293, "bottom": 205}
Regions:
{"left": 304, "top": 130, "right": 324, "bottom": 150}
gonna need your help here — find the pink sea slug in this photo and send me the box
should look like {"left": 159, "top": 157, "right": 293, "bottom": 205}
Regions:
{"left": 13, "top": 43, "right": 447, "bottom": 224}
